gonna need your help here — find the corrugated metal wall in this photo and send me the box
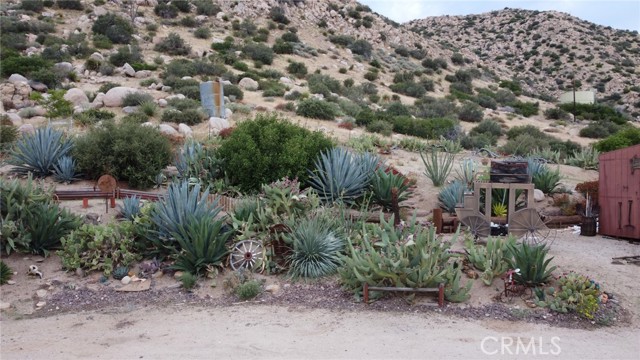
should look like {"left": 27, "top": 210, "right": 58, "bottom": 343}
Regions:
{"left": 598, "top": 144, "right": 640, "bottom": 240}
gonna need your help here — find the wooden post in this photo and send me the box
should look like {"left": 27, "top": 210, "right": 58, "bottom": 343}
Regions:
{"left": 110, "top": 197, "right": 116, "bottom": 208}
{"left": 433, "top": 208, "right": 443, "bottom": 234}
{"left": 438, "top": 283, "right": 444, "bottom": 307}
{"left": 82, "top": 198, "right": 89, "bottom": 208}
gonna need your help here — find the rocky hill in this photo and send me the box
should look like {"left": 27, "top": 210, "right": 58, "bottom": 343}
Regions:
{"left": 407, "top": 8, "right": 640, "bottom": 116}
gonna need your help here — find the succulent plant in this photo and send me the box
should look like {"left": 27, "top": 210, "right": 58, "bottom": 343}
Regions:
{"left": 286, "top": 216, "right": 344, "bottom": 279}
{"left": 369, "top": 168, "right": 413, "bottom": 211}
{"left": 0, "top": 261, "right": 13, "bottom": 285}
{"left": 438, "top": 180, "right": 465, "bottom": 214}
{"left": 506, "top": 242, "right": 556, "bottom": 286}
{"left": 308, "top": 147, "right": 378, "bottom": 205}
{"left": 465, "top": 236, "right": 515, "bottom": 285}
{"left": 9, "top": 126, "right": 73, "bottom": 177}
{"left": 119, "top": 195, "right": 141, "bottom": 221}
{"left": 420, "top": 148, "right": 455, "bottom": 187}
{"left": 112, "top": 266, "right": 129, "bottom": 280}
{"left": 53, "top": 155, "right": 81, "bottom": 184}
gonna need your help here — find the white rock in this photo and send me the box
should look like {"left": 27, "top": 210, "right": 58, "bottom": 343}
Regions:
{"left": 158, "top": 124, "right": 179, "bottom": 136}
{"left": 36, "top": 289, "right": 48, "bottom": 299}
{"left": 534, "top": 189, "right": 545, "bottom": 202}
{"left": 279, "top": 76, "right": 293, "bottom": 85}
{"left": 224, "top": 108, "right": 233, "bottom": 119}
{"left": 121, "top": 276, "right": 131, "bottom": 285}
{"left": 4, "top": 112, "right": 22, "bottom": 125}
{"left": 178, "top": 123, "right": 193, "bottom": 137}
{"left": 157, "top": 99, "right": 168, "bottom": 107}
{"left": 135, "top": 70, "right": 152, "bottom": 78}
{"left": 6, "top": 280, "right": 16, "bottom": 285}
{"left": 265, "top": 284, "right": 280, "bottom": 293}
{"left": 36, "top": 301, "right": 46, "bottom": 308}
{"left": 238, "top": 77, "right": 259, "bottom": 91}
{"left": 209, "top": 117, "right": 230, "bottom": 133}
{"left": 8, "top": 74, "right": 28, "bottom": 84}
{"left": 216, "top": 12, "right": 226, "bottom": 20}
{"left": 103, "top": 87, "right": 138, "bottom": 107}
{"left": 122, "top": 63, "right": 136, "bottom": 77}
{"left": 0, "top": 302, "right": 10, "bottom": 310}
{"left": 63, "top": 88, "right": 89, "bottom": 107}
{"left": 195, "top": 15, "right": 208, "bottom": 22}
{"left": 89, "top": 52, "right": 104, "bottom": 62}
{"left": 18, "top": 124, "right": 35, "bottom": 135}
{"left": 165, "top": 94, "right": 185, "bottom": 101}
{"left": 91, "top": 93, "right": 105, "bottom": 109}
{"left": 54, "top": 62, "right": 74, "bottom": 74}
{"left": 122, "top": 106, "right": 138, "bottom": 114}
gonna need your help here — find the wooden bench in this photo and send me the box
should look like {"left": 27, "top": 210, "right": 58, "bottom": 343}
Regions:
{"left": 54, "top": 189, "right": 116, "bottom": 212}
{"left": 363, "top": 283, "right": 445, "bottom": 307}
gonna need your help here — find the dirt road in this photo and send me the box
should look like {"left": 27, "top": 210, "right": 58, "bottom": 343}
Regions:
{"left": 1, "top": 305, "right": 638, "bottom": 360}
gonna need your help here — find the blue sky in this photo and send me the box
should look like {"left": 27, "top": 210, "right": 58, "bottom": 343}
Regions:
{"left": 359, "top": 0, "right": 640, "bottom": 32}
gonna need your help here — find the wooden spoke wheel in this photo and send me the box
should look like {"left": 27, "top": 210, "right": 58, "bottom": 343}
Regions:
{"left": 509, "top": 208, "right": 551, "bottom": 245}
{"left": 229, "top": 240, "right": 264, "bottom": 271}
{"left": 460, "top": 214, "right": 491, "bottom": 239}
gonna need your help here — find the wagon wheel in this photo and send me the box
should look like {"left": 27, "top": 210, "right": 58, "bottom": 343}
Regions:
{"left": 460, "top": 214, "right": 491, "bottom": 239}
{"left": 229, "top": 240, "right": 265, "bottom": 272}
{"left": 509, "top": 208, "right": 551, "bottom": 246}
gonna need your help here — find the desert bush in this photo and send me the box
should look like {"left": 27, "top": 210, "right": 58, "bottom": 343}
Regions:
{"left": 0, "top": 261, "right": 12, "bottom": 285}
{"left": 389, "top": 81, "right": 427, "bottom": 98}
{"left": 195, "top": 0, "right": 221, "bottom": 15}
{"left": 269, "top": 6, "right": 289, "bottom": 24}
{"left": 92, "top": 13, "right": 134, "bottom": 44}
{"left": 535, "top": 272, "right": 601, "bottom": 319}
{"left": 594, "top": 127, "right": 640, "bottom": 152}
{"left": 559, "top": 103, "right": 627, "bottom": 124}
{"left": 287, "top": 61, "right": 307, "bottom": 78}
{"left": 25, "top": 203, "right": 80, "bottom": 256}
{"left": 0, "top": 54, "right": 51, "bottom": 78}
{"left": 457, "top": 101, "right": 484, "bottom": 122}
{"left": 296, "top": 98, "right": 338, "bottom": 120}
{"left": 161, "top": 108, "right": 206, "bottom": 125}
{"left": 307, "top": 74, "right": 342, "bottom": 97}
{"left": 465, "top": 236, "right": 516, "bottom": 285}
{"left": 0, "top": 117, "right": 19, "bottom": 150}
{"left": 413, "top": 97, "right": 457, "bottom": 119}
{"left": 544, "top": 107, "right": 570, "bottom": 120}
{"left": 109, "top": 45, "right": 142, "bottom": 67}
{"left": 470, "top": 119, "right": 503, "bottom": 138}
{"left": 194, "top": 26, "right": 211, "bottom": 39}
{"left": 121, "top": 92, "right": 154, "bottom": 107}
{"left": 366, "top": 120, "right": 393, "bottom": 136}
{"left": 349, "top": 39, "right": 373, "bottom": 58}
{"left": 167, "top": 98, "right": 201, "bottom": 111}
{"left": 59, "top": 222, "right": 140, "bottom": 276}
{"left": 243, "top": 42, "right": 274, "bottom": 65}
{"left": 286, "top": 217, "right": 344, "bottom": 278}
{"left": 73, "top": 121, "right": 172, "bottom": 189}
{"left": 235, "top": 279, "right": 262, "bottom": 299}
{"left": 9, "top": 126, "right": 73, "bottom": 177}
{"left": 281, "top": 32, "right": 299, "bottom": 43}
{"left": 217, "top": 113, "right": 333, "bottom": 192}
{"left": 21, "top": 0, "right": 44, "bottom": 11}
{"left": 56, "top": 0, "right": 83, "bottom": 10}
{"left": 154, "top": 3, "right": 179, "bottom": 18}
{"left": 328, "top": 34, "right": 354, "bottom": 47}
{"left": 155, "top": 33, "right": 191, "bottom": 56}
{"left": 224, "top": 84, "right": 244, "bottom": 101}
{"left": 511, "top": 101, "right": 539, "bottom": 117}
{"left": 579, "top": 121, "right": 621, "bottom": 139}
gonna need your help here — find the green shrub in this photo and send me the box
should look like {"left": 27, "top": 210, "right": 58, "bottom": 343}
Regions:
{"left": 155, "top": 33, "right": 191, "bottom": 56}
{"left": 193, "top": 26, "right": 211, "bottom": 39}
{"left": 154, "top": 3, "right": 179, "bottom": 18}
{"left": 460, "top": 133, "right": 496, "bottom": 150}
{"left": 72, "top": 121, "right": 172, "bottom": 189}
{"left": 259, "top": 79, "right": 287, "bottom": 97}
{"left": 9, "top": 126, "right": 73, "bottom": 177}
{"left": 0, "top": 54, "right": 51, "bottom": 78}
{"left": 109, "top": 45, "right": 142, "bottom": 67}
{"left": 389, "top": 81, "right": 426, "bottom": 98}
{"left": 269, "top": 6, "right": 289, "bottom": 24}
{"left": 179, "top": 272, "right": 198, "bottom": 290}
{"left": 217, "top": 113, "right": 333, "bottom": 192}
{"left": 287, "top": 217, "right": 344, "bottom": 279}
{"left": 579, "top": 121, "right": 621, "bottom": 138}
{"left": 349, "top": 39, "right": 372, "bottom": 58}
{"left": 59, "top": 222, "right": 140, "bottom": 276}
{"left": 544, "top": 107, "right": 570, "bottom": 120}
{"left": 224, "top": 84, "right": 244, "bottom": 100}
{"left": 235, "top": 280, "right": 262, "bottom": 299}
{"left": 595, "top": 127, "right": 640, "bottom": 152}
{"left": 179, "top": 16, "right": 197, "bottom": 27}
{"left": 195, "top": 0, "right": 221, "bottom": 15}
{"left": 243, "top": 42, "right": 274, "bottom": 65}
{"left": 511, "top": 101, "right": 539, "bottom": 117}
{"left": 161, "top": 108, "right": 206, "bottom": 125}
{"left": 21, "top": 0, "right": 44, "bottom": 11}
{"left": 167, "top": 98, "right": 201, "bottom": 111}
{"left": 370, "top": 168, "right": 413, "bottom": 211}
{"left": 163, "top": 59, "right": 197, "bottom": 78}
{"left": 458, "top": 101, "right": 484, "bottom": 122}
{"left": 535, "top": 272, "right": 601, "bottom": 319}
{"left": 366, "top": 120, "right": 393, "bottom": 136}
{"left": 122, "top": 92, "right": 154, "bottom": 107}
{"left": 0, "top": 119, "right": 19, "bottom": 150}
{"left": 287, "top": 61, "right": 307, "bottom": 78}
{"left": 470, "top": 119, "right": 503, "bottom": 137}
{"left": 25, "top": 203, "right": 80, "bottom": 256}
{"left": 296, "top": 98, "right": 338, "bottom": 120}
{"left": 92, "top": 13, "right": 134, "bottom": 44}
{"left": 559, "top": 103, "right": 627, "bottom": 124}
{"left": 121, "top": 112, "right": 149, "bottom": 124}
{"left": 498, "top": 79, "right": 522, "bottom": 95}
{"left": 388, "top": 116, "right": 457, "bottom": 140}
{"left": 92, "top": 34, "right": 113, "bottom": 49}
{"left": 56, "top": 0, "right": 83, "bottom": 10}
{"left": 307, "top": 74, "right": 342, "bottom": 97}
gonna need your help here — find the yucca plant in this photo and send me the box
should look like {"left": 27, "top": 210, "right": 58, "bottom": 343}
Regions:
{"left": 286, "top": 217, "right": 344, "bottom": 279}
{"left": 171, "top": 215, "right": 231, "bottom": 276}
{"left": 420, "top": 148, "right": 455, "bottom": 186}
{"left": 119, "top": 195, "right": 141, "bottom": 221}
{"left": 438, "top": 180, "right": 465, "bottom": 214}
{"left": 308, "top": 147, "right": 378, "bottom": 205}
{"left": 27, "top": 203, "right": 81, "bottom": 256}
{"left": 506, "top": 242, "right": 556, "bottom": 286}
{"left": 369, "top": 168, "right": 413, "bottom": 211}
{"left": 9, "top": 126, "right": 73, "bottom": 177}
{"left": 0, "top": 261, "right": 13, "bottom": 285}
{"left": 455, "top": 158, "right": 477, "bottom": 190}
{"left": 53, "top": 155, "right": 81, "bottom": 183}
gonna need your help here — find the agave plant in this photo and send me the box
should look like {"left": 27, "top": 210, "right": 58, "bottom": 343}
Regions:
{"left": 53, "top": 155, "right": 81, "bottom": 183}
{"left": 533, "top": 167, "right": 562, "bottom": 194}
{"left": 369, "top": 168, "right": 413, "bottom": 211}
{"left": 455, "top": 158, "right": 477, "bottom": 190}
{"left": 9, "top": 126, "right": 73, "bottom": 177}
{"left": 506, "top": 242, "right": 556, "bottom": 286}
{"left": 438, "top": 180, "right": 465, "bottom": 214}
{"left": 420, "top": 148, "right": 455, "bottom": 187}
{"left": 27, "top": 203, "right": 81, "bottom": 256}
{"left": 171, "top": 215, "right": 231, "bottom": 276}
{"left": 286, "top": 216, "right": 344, "bottom": 279}
{"left": 526, "top": 157, "right": 547, "bottom": 178}
{"left": 0, "top": 261, "right": 13, "bottom": 285}
{"left": 150, "top": 181, "right": 223, "bottom": 255}
{"left": 119, "top": 195, "right": 141, "bottom": 221}
{"left": 308, "top": 147, "right": 378, "bottom": 205}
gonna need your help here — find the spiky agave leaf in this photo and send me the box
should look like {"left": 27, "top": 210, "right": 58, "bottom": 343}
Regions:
{"left": 420, "top": 148, "right": 454, "bottom": 187}
{"left": 369, "top": 168, "right": 413, "bottom": 211}
{"left": 287, "top": 217, "right": 344, "bottom": 279}
{"left": 53, "top": 155, "right": 81, "bottom": 183}
{"left": 0, "top": 261, "right": 13, "bottom": 285}
{"left": 307, "top": 147, "right": 372, "bottom": 205}
{"left": 438, "top": 180, "right": 465, "bottom": 214}
{"left": 118, "top": 195, "right": 141, "bottom": 221}
{"left": 170, "top": 215, "right": 231, "bottom": 276}
{"left": 9, "top": 126, "right": 73, "bottom": 177}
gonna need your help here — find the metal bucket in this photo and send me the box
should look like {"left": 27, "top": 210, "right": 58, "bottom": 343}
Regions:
{"left": 580, "top": 216, "right": 597, "bottom": 236}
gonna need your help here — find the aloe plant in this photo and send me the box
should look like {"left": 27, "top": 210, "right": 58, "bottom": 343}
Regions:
{"left": 465, "top": 236, "right": 515, "bottom": 285}
{"left": 308, "top": 147, "right": 378, "bottom": 205}
{"left": 369, "top": 169, "right": 413, "bottom": 211}
{"left": 438, "top": 180, "right": 465, "bottom": 214}
{"left": 420, "top": 148, "right": 455, "bottom": 186}
{"left": 9, "top": 126, "right": 73, "bottom": 177}
{"left": 566, "top": 147, "right": 600, "bottom": 170}
{"left": 170, "top": 215, "right": 231, "bottom": 276}
{"left": 53, "top": 155, "right": 81, "bottom": 183}
{"left": 506, "top": 242, "right": 556, "bottom": 286}
{"left": 286, "top": 217, "right": 344, "bottom": 279}
{"left": 150, "top": 181, "right": 223, "bottom": 255}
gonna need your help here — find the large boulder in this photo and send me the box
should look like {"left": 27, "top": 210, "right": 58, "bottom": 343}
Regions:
{"left": 534, "top": 189, "right": 545, "bottom": 202}
{"left": 103, "top": 87, "right": 138, "bottom": 107}
{"left": 8, "top": 74, "right": 28, "bottom": 84}
{"left": 238, "top": 77, "right": 259, "bottom": 91}
{"left": 158, "top": 124, "right": 179, "bottom": 137}
{"left": 209, "top": 117, "right": 230, "bottom": 134}
{"left": 178, "top": 123, "right": 193, "bottom": 137}
{"left": 63, "top": 88, "right": 90, "bottom": 107}
{"left": 122, "top": 63, "right": 136, "bottom": 77}
{"left": 0, "top": 82, "right": 32, "bottom": 109}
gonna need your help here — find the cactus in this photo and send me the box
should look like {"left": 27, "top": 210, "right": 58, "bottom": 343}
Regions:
{"left": 465, "top": 236, "right": 515, "bottom": 286}
{"left": 534, "top": 272, "right": 601, "bottom": 319}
